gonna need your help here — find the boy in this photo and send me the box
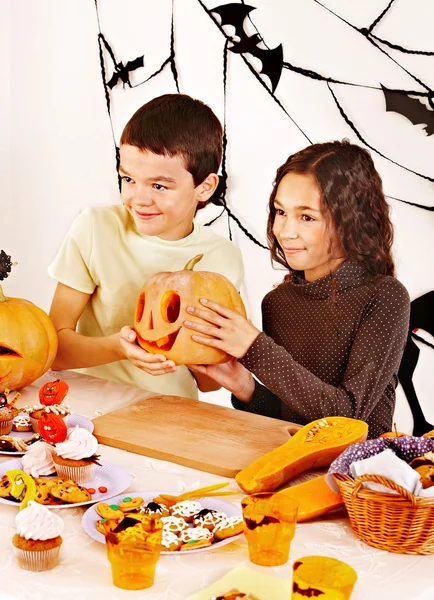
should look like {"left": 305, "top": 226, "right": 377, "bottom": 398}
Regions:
{"left": 48, "top": 94, "right": 244, "bottom": 399}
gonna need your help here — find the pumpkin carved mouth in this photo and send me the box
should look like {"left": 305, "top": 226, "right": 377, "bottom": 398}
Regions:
{"left": 136, "top": 328, "right": 181, "bottom": 352}
{"left": 0, "top": 345, "right": 22, "bottom": 358}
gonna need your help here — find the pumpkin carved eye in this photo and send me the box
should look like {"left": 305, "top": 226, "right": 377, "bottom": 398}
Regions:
{"left": 0, "top": 345, "right": 21, "bottom": 358}
{"left": 160, "top": 291, "right": 181, "bottom": 324}
{"left": 135, "top": 292, "right": 145, "bottom": 323}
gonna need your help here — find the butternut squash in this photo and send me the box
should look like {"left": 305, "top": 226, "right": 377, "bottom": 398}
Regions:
{"left": 275, "top": 475, "right": 343, "bottom": 522}
{"left": 235, "top": 416, "right": 368, "bottom": 494}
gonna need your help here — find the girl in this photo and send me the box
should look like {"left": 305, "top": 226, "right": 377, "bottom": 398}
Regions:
{"left": 184, "top": 140, "right": 410, "bottom": 438}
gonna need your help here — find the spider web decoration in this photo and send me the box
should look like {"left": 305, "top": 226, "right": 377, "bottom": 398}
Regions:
{"left": 94, "top": 0, "right": 434, "bottom": 254}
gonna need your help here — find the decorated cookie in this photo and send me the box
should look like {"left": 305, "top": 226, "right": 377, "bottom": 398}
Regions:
{"left": 170, "top": 500, "right": 202, "bottom": 522}
{"left": 117, "top": 496, "right": 145, "bottom": 512}
{"left": 161, "top": 530, "right": 182, "bottom": 551}
{"left": 180, "top": 538, "right": 212, "bottom": 551}
{"left": 192, "top": 508, "right": 227, "bottom": 531}
{"left": 96, "top": 502, "right": 124, "bottom": 521}
{"left": 142, "top": 501, "right": 170, "bottom": 518}
{"left": 12, "top": 413, "right": 32, "bottom": 432}
{"left": 179, "top": 526, "right": 214, "bottom": 544}
{"left": 213, "top": 516, "right": 244, "bottom": 540}
{"left": 161, "top": 515, "right": 189, "bottom": 534}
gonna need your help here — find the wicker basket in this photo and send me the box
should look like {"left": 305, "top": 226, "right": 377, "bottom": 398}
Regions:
{"left": 333, "top": 472, "right": 434, "bottom": 555}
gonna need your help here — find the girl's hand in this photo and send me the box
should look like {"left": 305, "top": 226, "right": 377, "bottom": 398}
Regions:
{"left": 187, "top": 358, "right": 255, "bottom": 401}
{"left": 183, "top": 299, "right": 261, "bottom": 359}
{"left": 119, "top": 326, "right": 177, "bottom": 375}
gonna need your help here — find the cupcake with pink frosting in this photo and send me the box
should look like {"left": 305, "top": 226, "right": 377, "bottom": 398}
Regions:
{"left": 12, "top": 501, "right": 64, "bottom": 571}
{"left": 52, "top": 426, "right": 100, "bottom": 483}
{"left": 21, "top": 441, "right": 56, "bottom": 478}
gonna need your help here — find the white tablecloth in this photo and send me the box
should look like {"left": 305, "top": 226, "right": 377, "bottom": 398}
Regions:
{"left": 1, "top": 370, "right": 433, "bottom": 600}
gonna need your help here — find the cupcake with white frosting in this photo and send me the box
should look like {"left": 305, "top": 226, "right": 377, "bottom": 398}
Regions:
{"left": 22, "top": 441, "right": 56, "bottom": 478}
{"left": 12, "top": 501, "right": 64, "bottom": 571}
{"left": 52, "top": 426, "right": 100, "bottom": 483}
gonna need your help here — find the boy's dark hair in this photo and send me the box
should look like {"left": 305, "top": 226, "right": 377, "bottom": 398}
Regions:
{"left": 266, "top": 139, "right": 395, "bottom": 278}
{"left": 120, "top": 94, "right": 223, "bottom": 188}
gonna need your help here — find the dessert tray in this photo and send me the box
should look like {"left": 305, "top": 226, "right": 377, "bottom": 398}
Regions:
{"left": 0, "top": 457, "right": 131, "bottom": 508}
{"left": 0, "top": 414, "right": 94, "bottom": 456}
{"left": 82, "top": 490, "right": 243, "bottom": 554}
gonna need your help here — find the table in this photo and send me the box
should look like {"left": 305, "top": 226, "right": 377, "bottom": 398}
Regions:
{"left": 1, "top": 370, "right": 433, "bottom": 600}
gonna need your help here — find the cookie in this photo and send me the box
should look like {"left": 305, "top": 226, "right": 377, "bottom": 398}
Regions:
{"left": 170, "top": 500, "right": 202, "bottom": 522}
{"left": 0, "top": 474, "right": 13, "bottom": 498}
{"left": 142, "top": 501, "right": 170, "bottom": 518}
{"left": 96, "top": 502, "right": 124, "bottom": 520}
{"left": 192, "top": 508, "right": 227, "bottom": 531}
{"left": 213, "top": 516, "right": 244, "bottom": 540}
{"left": 180, "top": 538, "right": 212, "bottom": 551}
{"left": 117, "top": 497, "right": 144, "bottom": 512}
{"left": 34, "top": 477, "right": 70, "bottom": 505}
{"left": 12, "top": 413, "right": 32, "bottom": 432}
{"left": 179, "top": 526, "right": 214, "bottom": 544}
{"left": 161, "top": 530, "right": 182, "bottom": 552}
{"left": 161, "top": 515, "right": 189, "bottom": 534}
{"left": 50, "top": 482, "right": 92, "bottom": 503}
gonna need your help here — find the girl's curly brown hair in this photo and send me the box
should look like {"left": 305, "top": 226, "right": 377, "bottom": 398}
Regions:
{"left": 266, "top": 140, "right": 395, "bottom": 278}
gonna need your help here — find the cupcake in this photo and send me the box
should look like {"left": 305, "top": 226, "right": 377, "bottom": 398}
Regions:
{"left": 0, "top": 404, "right": 19, "bottom": 435}
{"left": 52, "top": 426, "right": 99, "bottom": 483}
{"left": 12, "top": 500, "right": 64, "bottom": 571}
{"left": 23, "top": 403, "right": 71, "bottom": 434}
{"left": 22, "top": 441, "right": 56, "bottom": 477}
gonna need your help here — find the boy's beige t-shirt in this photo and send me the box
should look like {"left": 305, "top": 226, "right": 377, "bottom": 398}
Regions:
{"left": 48, "top": 205, "right": 244, "bottom": 399}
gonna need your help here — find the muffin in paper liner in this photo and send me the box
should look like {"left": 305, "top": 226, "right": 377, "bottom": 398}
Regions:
{"left": 13, "top": 545, "right": 61, "bottom": 572}
{"left": 53, "top": 461, "right": 96, "bottom": 484}
{"left": 0, "top": 417, "right": 14, "bottom": 436}
{"left": 326, "top": 436, "right": 434, "bottom": 493}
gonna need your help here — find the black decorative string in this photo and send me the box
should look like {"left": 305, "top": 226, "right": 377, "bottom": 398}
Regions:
{"left": 196, "top": 0, "right": 312, "bottom": 144}
{"left": 313, "top": 0, "right": 432, "bottom": 93}
{"left": 386, "top": 195, "right": 433, "bottom": 211}
{"left": 328, "top": 83, "right": 434, "bottom": 184}
{"left": 204, "top": 38, "right": 267, "bottom": 249}
{"left": 366, "top": 0, "right": 396, "bottom": 35}
{"left": 170, "top": 0, "right": 180, "bottom": 93}
{"left": 369, "top": 34, "right": 434, "bottom": 56}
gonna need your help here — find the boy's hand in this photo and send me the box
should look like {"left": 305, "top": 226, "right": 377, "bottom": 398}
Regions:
{"left": 119, "top": 326, "right": 177, "bottom": 375}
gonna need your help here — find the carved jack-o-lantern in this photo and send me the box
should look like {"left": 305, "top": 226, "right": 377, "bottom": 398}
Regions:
{"left": 134, "top": 254, "right": 246, "bottom": 365}
{"left": 0, "top": 251, "right": 58, "bottom": 392}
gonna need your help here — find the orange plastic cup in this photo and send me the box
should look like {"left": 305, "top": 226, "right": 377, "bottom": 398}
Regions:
{"left": 105, "top": 516, "right": 163, "bottom": 590}
{"left": 241, "top": 492, "right": 299, "bottom": 566}
{"left": 291, "top": 555, "right": 357, "bottom": 599}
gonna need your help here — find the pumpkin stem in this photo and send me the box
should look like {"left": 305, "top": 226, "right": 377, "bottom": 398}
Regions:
{"left": 0, "top": 285, "right": 5, "bottom": 303}
{"left": 183, "top": 254, "right": 203, "bottom": 271}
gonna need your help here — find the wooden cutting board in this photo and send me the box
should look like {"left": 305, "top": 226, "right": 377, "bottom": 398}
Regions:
{"left": 92, "top": 395, "right": 301, "bottom": 477}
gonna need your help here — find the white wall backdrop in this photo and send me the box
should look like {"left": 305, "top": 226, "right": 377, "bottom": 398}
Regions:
{"left": 2, "top": 0, "right": 434, "bottom": 431}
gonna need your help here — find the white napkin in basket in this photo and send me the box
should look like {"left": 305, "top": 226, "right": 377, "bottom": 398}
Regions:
{"left": 350, "top": 449, "right": 434, "bottom": 497}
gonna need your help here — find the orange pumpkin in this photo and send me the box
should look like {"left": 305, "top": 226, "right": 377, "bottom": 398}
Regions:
{"left": 39, "top": 379, "right": 69, "bottom": 405}
{"left": 38, "top": 413, "right": 68, "bottom": 444}
{"left": 0, "top": 251, "right": 58, "bottom": 392}
{"left": 134, "top": 254, "right": 246, "bottom": 365}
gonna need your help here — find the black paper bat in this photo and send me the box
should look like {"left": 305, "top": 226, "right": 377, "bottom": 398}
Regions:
{"left": 211, "top": 3, "right": 283, "bottom": 92}
{"left": 107, "top": 55, "right": 144, "bottom": 89}
{"left": 292, "top": 582, "right": 325, "bottom": 597}
{"left": 381, "top": 85, "right": 434, "bottom": 136}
